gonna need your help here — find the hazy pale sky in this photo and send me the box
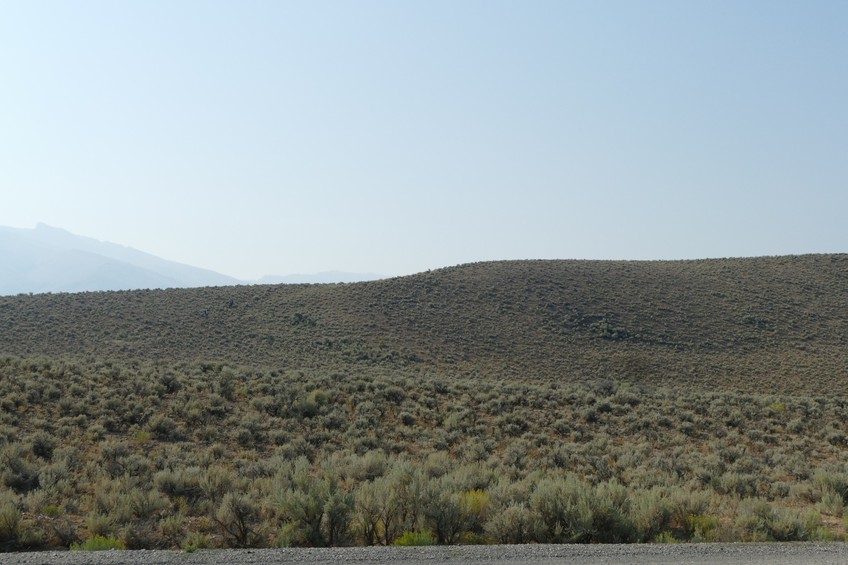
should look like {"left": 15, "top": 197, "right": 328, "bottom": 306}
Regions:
{"left": 2, "top": 1, "right": 846, "bottom": 280}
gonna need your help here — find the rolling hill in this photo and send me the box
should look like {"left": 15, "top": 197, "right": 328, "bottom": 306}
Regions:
{"left": 1, "top": 254, "right": 846, "bottom": 394}
{"left": 2, "top": 254, "right": 848, "bottom": 550}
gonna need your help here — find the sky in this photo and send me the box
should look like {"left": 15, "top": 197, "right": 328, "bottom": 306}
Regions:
{"left": 1, "top": 1, "right": 846, "bottom": 280}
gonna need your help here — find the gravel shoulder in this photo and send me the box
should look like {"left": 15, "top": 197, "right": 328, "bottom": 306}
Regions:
{"left": 4, "top": 544, "right": 848, "bottom": 565}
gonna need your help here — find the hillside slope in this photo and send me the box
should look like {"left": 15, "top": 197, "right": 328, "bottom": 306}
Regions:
{"left": 1, "top": 254, "right": 846, "bottom": 393}
{"left": 2, "top": 255, "right": 848, "bottom": 550}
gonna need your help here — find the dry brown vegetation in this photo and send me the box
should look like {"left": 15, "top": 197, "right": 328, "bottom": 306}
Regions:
{"left": 0, "top": 255, "right": 847, "bottom": 549}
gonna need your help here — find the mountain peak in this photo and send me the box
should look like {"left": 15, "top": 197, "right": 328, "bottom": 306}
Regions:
{"left": 1, "top": 223, "right": 384, "bottom": 294}
{"left": 0, "top": 224, "right": 240, "bottom": 295}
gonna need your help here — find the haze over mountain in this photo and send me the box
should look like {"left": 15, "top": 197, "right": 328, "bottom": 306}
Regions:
{"left": 0, "top": 224, "right": 380, "bottom": 295}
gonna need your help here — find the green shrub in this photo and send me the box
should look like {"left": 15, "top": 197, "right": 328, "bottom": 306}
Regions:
{"left": 818, "top": 488, "right": 844, "bottom": 517}
{"left": 530, "top": 476, "right": 594, "bottom": 543}
{"left": 272, "top": 462, "right": 354, "bottom": 547}
{"left": 147, "top": 415, "right": 183, "bottom": 441}
{"left": 814, "top": 470, "right": 848, "bottom": 504}
{"left": 460, "top": 489, "right": 490, "bottom": 534}
{"left": 15, "top": 520, "right": 46, "bottom": 550}
{"left": 154, "top": 468, "right": 203, "bottom": 502}
{"left": 28, "top": 431, "right": 57, "bottom": 460}
{"left": 0, "top": 444, "right": 39, "bottom": 494}
{"left": 0, "top": 491, "right": 21, "bottom": 547}
{"left": 591, "top": 481, "right": 634, "bottom": 543}
{"left": 182, "top": 531, "right": 212, "bottom": 551}
{"left": 70, "top": 534, "right": 126, "bottom": 550}
{"left": 667, "top": 489, "right": 710, "bottom": 537}
{"left": 393, "top": 530, "right": 436, "bottom": 546}
{"left": 655, "top": 531, "right": 678, "bottom": 543}
{"left": 158, "top": 514, "right": 184, "bottom": 548}
{"left": 627, "top": 489, "right": 671, "bottom": 542}
{"left": 86, "top": 512, "right": 114, "bottom": 537}
{"left": 215, "top": 492, "right": 259, "bottom": 548}
{"left": 323, "top": 488, "right": 355, "bottom": 547}
{"left": 128, "top": 488, "right": 167, "bottom": 520}
{"left": 770, "top": 508, "right": 821, "bottom": 542}
{"left": 736, "top": 499, "right": 820, "bottom": 542}
{"left": 421, "top": 476, "right": 473, "bottom": 545}
{"left": 688, "top": 514, "right": 721, "bottom": 541}
{"left": 484, "top": 502, "right": 542, "bottom": 544}
{"left": 119, "top": 523, "right": 161, "bottom": 550}
{"left": 716, "top": 471, "right": 759, "bottom": 498}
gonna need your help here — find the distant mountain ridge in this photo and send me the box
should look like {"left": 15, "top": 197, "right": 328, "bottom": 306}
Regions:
{"left": 0, "top": 224, "right": 380, "bottom": 295}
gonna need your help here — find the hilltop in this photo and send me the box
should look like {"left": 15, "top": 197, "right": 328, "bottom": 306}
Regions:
{"left": 1, "top": 254, "right": 846, "bottom": 394}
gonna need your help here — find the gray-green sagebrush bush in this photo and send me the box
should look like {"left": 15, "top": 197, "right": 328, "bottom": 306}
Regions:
{"left": 269, "top": 457, "right": 354, "bottom": 547}
{"left": 3, "top": 356, "right": 848, "bottom": 548}
{"left": 215, "top": 492, "right": 260, "bottom": 548}
{"left": 0, "top": 490, "right": 21, "bottom": 549}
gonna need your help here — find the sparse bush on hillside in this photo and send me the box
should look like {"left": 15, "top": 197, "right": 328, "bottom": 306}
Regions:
{"left": 215, "top": 492, "right": 260, "bottom": 548}
{"left": 1, "top": 352, "right": 848, "bottom": 548}
{"left": 0, "top": 490, "right": 21, "bottom": 549}
{"left": 70, "top": 534, "right": 125, "bottom": 551}
{"left": 484, "top": 502, "right": 542, "bottom": 544}
{"left": 393, "top": 530, "right": 436, "bottom": 546}
{"left": 735, "top": 498, "right": 823, "bottom": 542}
{"left": 0, "top": 444, "right": 39, "bottom": 494}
